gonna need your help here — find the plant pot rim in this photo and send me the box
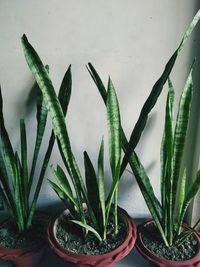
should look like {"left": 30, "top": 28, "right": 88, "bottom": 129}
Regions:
{"left": 136, "top": 219, "right": 200, "bottom": 266}
{"left": 48, "top": 206, "right": 136, "bottom": 258}
{"left": 0, "top": 211, "right": 49, "bottom": 253}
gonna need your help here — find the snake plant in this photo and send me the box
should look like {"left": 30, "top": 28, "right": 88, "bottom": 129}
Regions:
{"left": 21, "top": 35, "right": 122, "bottom": 241}
{"left": 87, "top": 10, "right": 200, "bottom": 247}
{"left": 0, "top": 66, "right": 71, "bottom": 233}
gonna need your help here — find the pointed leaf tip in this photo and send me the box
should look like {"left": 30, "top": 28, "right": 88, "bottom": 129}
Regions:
{"left": 21, "top": 34, "right": 28, "bottom": 43}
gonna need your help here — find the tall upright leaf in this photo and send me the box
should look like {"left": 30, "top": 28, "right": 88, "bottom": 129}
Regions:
{"left": 28, "top": 87, "right": 48, "bottom": 194}
{"left": 20, "top": 119, "right": 29, "bottom": 212}
{"left": 0, "top": 87, "right": 16, "bottom": 186}
{"left": 106, "top": 78, "right": 121, "bottom": 233}
{"left": 163, "top": 81, "right": 174, "bottom": 245}
{"left": 27, "top": 65, "right": 72, "bottom": 228}
{"left": 107, "top": 78, "right": 121, "bottom": 177}
{"left": 22, "top": 35, "right": 87, "bottom": 224}
{"left": 178, "top": 169, "right": 186, "bottom": 221}
{"left": 120, "top": 9, "right": 200, "bottom": 175}
{"left": 14, "top": 152, "right": 25, "bottom": 231}
{"left": 84, "top": 151, "right": 100, "bottom": 225}
{"left": 0, "top": 152, "right": 15, "bottom": 216}
{"left": 177, "top": 170, "right": 200, "bottom": 234}
{"left": 98, "top": 140, "right": 106, "bottom": 238}
{"left": 160, "top": 78, "right": 174, "bottom": 214}
{"left": 171, "top": 67, "right": 193, "bottom": 214}
{"left": 87, "top": 64, "right": 161, "bottom": 217}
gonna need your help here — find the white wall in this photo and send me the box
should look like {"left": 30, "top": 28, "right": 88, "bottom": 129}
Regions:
{"left": 0, "top": 0, "right": 199, "bottom": 218}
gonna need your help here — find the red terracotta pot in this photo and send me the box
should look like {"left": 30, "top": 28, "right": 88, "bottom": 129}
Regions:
{"left": 47, "top": 207, "right": 137, "bottom": 267}
{"left": 0, "top": 215, "right": 48, "bottom": 267}
{"left": 136, "top": 220, "right": 200, "bottom": 267}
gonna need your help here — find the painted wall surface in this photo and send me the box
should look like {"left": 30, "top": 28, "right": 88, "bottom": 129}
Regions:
{"left": 0, "top": 0, "right": 199, "bottom": 218}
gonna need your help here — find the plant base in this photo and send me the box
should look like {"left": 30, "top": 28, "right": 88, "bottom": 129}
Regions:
{"left": 0, "top": 213, "right": 49, "bottom": 267}
{"left": 48, "top": 207, "right": 137, "bottom": 267}
{"left": 136, "top": 220, "right": 200, "bottom": 267}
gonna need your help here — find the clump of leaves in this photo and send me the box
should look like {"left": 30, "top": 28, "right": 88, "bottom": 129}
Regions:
{"left": 21, "top": 36, "right": 123, "bottom": 241}
{"left": 0, "top": 65, "right": 71, "bottom": 233}
{"left": 86, "top": 10, "right": 200, "bottom": 247}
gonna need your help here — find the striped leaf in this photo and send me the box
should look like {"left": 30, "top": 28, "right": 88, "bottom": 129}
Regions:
{"left": 70, "top": 220, "right": 102, "bottom": 242}
{"left": 20, "top": 119, "right": 29, "bottom": 212}
{"left": 52, "top": 165, "right": 77, "bottom": 207}
{"left": 132, "top": 151, "right": 169, "bottom": 246}
{"left": 160, "top": 78, "right": 174, "bottom": 212}
{"left": 0, "top": 87, "right": 16, "bottom": 187}
{"left": 87, "top": 64, "right": 162, "bottom": 225}
{"left": 106, "top": 78, "right": 121, "bottom": 233}
{"left": 171, "top": 67, "right": 194, "bottom": 214}
{"left": 119, "top": 51, "right": 178, "bottom": 176}
{"left": 27, "top": 65, "right": 72, "bottom": 228}
{"left": 48, "top": 179, "right": 77, "bottom": 216}
{"left": 107, "top": 78, "right": 121, "bottom": 177}
{"left": 0, "top": 153, "right": 16, "bottom": 217}
{"left": 14, "top": 152, "right": 25, "bottom": 232}
{"left": 58, "top": 65, "right": 72, "bottom": 116}
{"left": 98, "top": 140, "right": 106, "bottom": 238}
{"left": 21, "top": 35, "right": 86, "bottom": 223}
{"left": 177, "top": 170, "right": 200, "bottom": 234}
{"left": 0, "top": 180, "right": 13, "bottom": 216}
{"left": 84, "top": 151, "right": 100, "bottom": 226}
{"left": 21, "top": 36, "right": 102, "bottom": 229}
{"left": 178, "top": 10, "right": 200, "bottom": 52}
{"left": 28, "top": 87, "right": 48, "bottom": 194}
{"left": 178, "top": 169, "right": 186, "bottom": 221}
{"left": 120, "top": 10, "right": 200, "bottom": 176}
{"left": 105, "top": 160, "right": 121, "bottom": 224}
{"left": 162, "top": 81, "right": 174, "bottom": 244}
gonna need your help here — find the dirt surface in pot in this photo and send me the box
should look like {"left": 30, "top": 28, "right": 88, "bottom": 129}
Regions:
{"left": 141, "top": 223, "right": 199, "bottom": 261}
{"left": 56, "top": 212, "right": 128, "bottom": 255}
{"left": 0, "top": 213, "right": 48, "bottom": 249}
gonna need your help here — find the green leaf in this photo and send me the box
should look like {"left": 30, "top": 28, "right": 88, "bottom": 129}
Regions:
{"left": 119, "top": 51, "right": 178, "bottom": 176}
{"left": 177, "top": 170, "right": 200, "bottom": 234}
{"left": 132, "top": 151, "right": 169, "bottom": 246}
{"left": 0, "top": 154, "right": 16, "bottom": 217}
{"left": 48, "top": 179, "right": 76, "bottom": 216}
{"left": 52, "top": 165, "right": 77, "bottom": 208}
{"left": 121, "top": 9, "right": 200, "bottom": 176}
{"left": 160, "top": 79, "right": 174, "bottom": 203}
{"left": 171, "top": 66, "right": 194, "bottom": 214}
{"left": 97, "top": 140, "right": 106, "bottom": 237}
{"left": 107, "top": 78, "right": 121, "bottom": 177}
{"left": 0, "top": 87, "right": 16, "bottom": 187}
{"left": 178, "top": 9, "right": 200, "bottom": 52}
{"left": 84, "top": 151, "right": 100, "bottom": 225}
{"left": 27, "top": 66, "right": 72, "bottom": 228}
{"left": 87, "top": 63, "right": 107, "bottom": 103}
{"left": 28, "top": 85, "right": 48, "bottom": 194}
{"left": 105, "top": 160, "right": 120, "bottom": 221}
{"left": 20, "top": 119, "right": 29, "bottom": 212}
{"left": 0, "top": 181, "right": 14, "bottom": 217}
{"left": 22, "top": 35, "right": 86, "bottom": 225}
{"left": 178, "top": 169, "right": 186, "bottom": 221}
{"left": 58, "top": 65, "right": 72, "bottom": 117}
{"left": 106, "top": 78, "right": 121, "bottom": 234}
{"left": 87, "top": 64, "right": 162, "bottom": 230}
{"left": 70, "top": 220, "right": 102, "bottom": 242}
{"left": 22, "top": 37, "right": 98, "bottom": 230}
{"left": 14, "top": 152, "right": 25, "bottom": 232}
{"left": 162, "top": 80, "right": 174, "bottom": 245}
{"left": 175, "top": 218, "right": 200, "bottom": 247}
